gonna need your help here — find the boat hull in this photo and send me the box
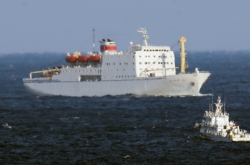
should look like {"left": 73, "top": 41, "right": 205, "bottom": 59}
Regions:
{"left": 200, "top": 134, "right": 232, "bottom": 142}
{"left": 23, "top": 72, "right": 210, "bottom": 97}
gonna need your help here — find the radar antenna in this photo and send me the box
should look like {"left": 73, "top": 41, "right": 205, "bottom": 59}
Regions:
{"left": 137, "top": 28, "right": 149, "bottom": 46}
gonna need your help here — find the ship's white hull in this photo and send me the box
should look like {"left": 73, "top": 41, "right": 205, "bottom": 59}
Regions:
{"left": 200, "top": 134, "right": 232, "bottom": 142}
{"left": 200, "top": 133, "right": 250, "bottom": 142}
{"left": 23, "top": 72, "right": 210, "bottom": 97}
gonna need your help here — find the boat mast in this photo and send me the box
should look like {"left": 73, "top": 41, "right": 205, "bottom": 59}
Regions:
{"left": 92, "top": 28, "right": 95, "bottom": 52}
{"left": 179, "top": 36, "right": 187, "bottom": 73}
{"left": 137, "top": 28, "right": 149, "bottom": 46}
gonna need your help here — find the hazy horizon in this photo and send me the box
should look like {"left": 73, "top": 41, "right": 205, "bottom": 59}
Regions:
{"left": 1, "top": 1, "right": 250, "bottom": 54}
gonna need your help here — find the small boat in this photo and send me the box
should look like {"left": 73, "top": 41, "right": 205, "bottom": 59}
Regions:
{"left": 89, "top": 55, "right": 101, "bottom": 62}
{"left": 78, "top": 55, "right": 89, "bottom": 63}
{"left": 195, "top": 96, "right": 250, "bottom": 142}
{"left": 65, "top": 56, "right": 78, "bottom": 63}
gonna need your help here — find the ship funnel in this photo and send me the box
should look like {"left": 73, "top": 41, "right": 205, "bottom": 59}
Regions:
{"left": 99, "top": 39, "right": 117, "bottom": 52}
{"left": 179, "top": 36, "right": 187, "bottom": 73}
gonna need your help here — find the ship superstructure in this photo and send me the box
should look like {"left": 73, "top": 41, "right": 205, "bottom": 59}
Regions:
{"left": 195, "top": 96, "right": 250, "bottom": 142}
{"left": 23, "top": 28, "right": 210, "bottom": 97}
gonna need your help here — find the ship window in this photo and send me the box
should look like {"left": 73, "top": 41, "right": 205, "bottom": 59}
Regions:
{"left": 140, "top": 68, "right": 142, "bottom": 70}
{"left": 158, "top": 62, "right": 160, "bottom": 64}
{"left": 120, "top": 63, "right": 121, "bottom": 65}
{"left": 171, "top": 62, "right": 173, "bottom": 64}
{"left": 139, "top": 56, "right": 141, "bottom": 57}
{"left": 153, "top": 62, "right": 155, "bottom": 64}
{"left": 113, "top": 63, "right": 115, "bottom": 65}
{"left": 154, "top": 56, "right": 155, "bottom": 58}
{"left": 145, "top": 62, "right": 147, "bottom": 64}
{"left": 148, "top": 62, "right": 150, "bottom": 64}
{"left": 133, "top": 62, "right": 134, "bottom": 65}
{"left": 139, "top": 62, "right": 142, "bottom": 64}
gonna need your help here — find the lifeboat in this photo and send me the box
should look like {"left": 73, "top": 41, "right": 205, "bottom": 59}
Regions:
{"left": 89, "top": 55, "right": 101, "bottom": 62}
{"left": 78, "top": 55, "right": 89, "bottom": 63}
{"left": 65, "top": 56, "right": 78, "bottom": 63}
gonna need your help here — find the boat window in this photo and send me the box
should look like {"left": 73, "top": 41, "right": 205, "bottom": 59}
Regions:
{"left": 153, "top": 62, "right": 155, "bottom": 64}
{"left": 145, "top": 62, "right": 147, "bottom": 64}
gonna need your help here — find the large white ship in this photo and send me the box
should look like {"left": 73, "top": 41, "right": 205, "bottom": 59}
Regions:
{"left": 23, "top": 28, "right": 210, "bottom": 97}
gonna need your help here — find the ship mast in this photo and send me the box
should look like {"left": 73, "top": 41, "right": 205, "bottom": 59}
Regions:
{"left": 179, "top": 36, "right": 187, "bottom": 73}
{"left": 92, "top": 28, "right": 95, "bottom": 52}
{"left": 137, "top": 28, "right": 149, "bottom": 46}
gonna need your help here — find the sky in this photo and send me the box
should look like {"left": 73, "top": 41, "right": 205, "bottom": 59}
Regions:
{"left": 1, "top": 0, "right": 250, "bottom": 54}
